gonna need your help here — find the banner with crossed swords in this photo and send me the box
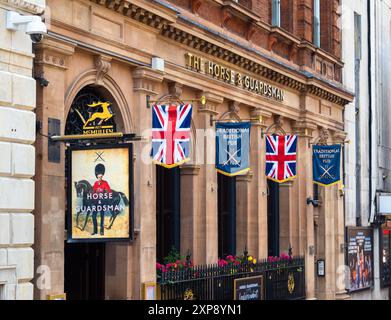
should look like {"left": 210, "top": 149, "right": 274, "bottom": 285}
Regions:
{"left": 215, "top": 122, "right": 251, "bottom": 177}
{"left": 313, "top": 144, "right": 341, "bottom": 186}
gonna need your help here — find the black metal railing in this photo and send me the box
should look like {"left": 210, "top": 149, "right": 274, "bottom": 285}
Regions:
{"left": 157, "top": 257, "right": 305, "bottom": 300}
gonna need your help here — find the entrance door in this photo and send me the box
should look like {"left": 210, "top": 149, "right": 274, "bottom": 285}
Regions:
{"left": 156, "top": 166, "right": 181, "bottom": 263}
{"left": 218, "top": 173, "right": 236, "bottom": 258}
{"left": 267, "top": 180, "right": 280, "bottom": 257}
{"left": 64, "top": 242, "right": 105, "bottom": 300}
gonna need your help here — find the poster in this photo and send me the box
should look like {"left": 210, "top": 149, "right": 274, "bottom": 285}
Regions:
{"left": 67, "top": 144, "right": 133, "bottom": 242}
{"left": 346, "top": 227, "right": 374, "bottom": 292}
{"left": 313, "top": 145, "right": 341, "bottom": 186}
{"left": 215, "top": 122, "right": 251, "bottom": 176}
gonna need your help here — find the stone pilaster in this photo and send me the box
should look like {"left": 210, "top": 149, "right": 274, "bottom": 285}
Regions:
{"left": 332, "top": 130, "right": 350, "bottom": 300}
{"left": 33, "top": 37, "right": 75, "bottom": 300}
{"left": 292, "top": 120, "right": 317, "bottom": 300}
{"left": 132, "top": 66, "right": 164, "bottom": 299}
{"left": 197, "top": 91, "right": 222, "bottom": 264}
{"left": 250, "top": 108, "right": 271, "bottom": 259}
{"left": 179, "top": 165, "right": 201, "bottom": 263}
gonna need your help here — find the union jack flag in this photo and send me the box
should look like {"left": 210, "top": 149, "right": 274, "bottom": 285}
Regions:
{"left": 151, "top": 104, "right": 193, "bottom": 168}
{"left": 265, "top": 135, "right": 297, "bottom": 183}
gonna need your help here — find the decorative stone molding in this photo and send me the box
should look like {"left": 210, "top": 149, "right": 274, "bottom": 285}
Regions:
{"left": 191, "top": 0, "right": 202, "bottom": 14}
{"left": 0, "top": 0, "right": 45, "bottom": 14}
{"left": 291, "top": 119, "right": 317, "bottom": 138}
{"left": 95, "top": 55, "right": 112, "bottom": 86}
{"left": 317, "top": 128, "right": 330, "bottom": 145}
{"left": 236, "top": 170, "right": 253, "bottom": 182}
{"left": 222, "top": 7, "right": 232, "bottom": 29}
{"left": 228, "top": 101, "right": 240, "bottom": 115}
{"left": 197, "top": 91, "right": 222, "bottom": 115}
{"left": 180, "top": 165, "right": 201, "bottom": 176}
{"left": 289, "top": 44, "right": 298, "bottom": 62}
{"left": 268, "top": 34, "right": 278, "bottom": 52}
{"left": 34, "top": 37, "right": 75, "bottom": 74}
{"left": 168, "top": 82, "right": 183, "bottom": 98}
{"left": 91, "top": 0, "right": 354, "bottom": 107}
{"left": 246, "top": 22, "right": 257, "bottom": 41}
{"left": 250, "top": 108, "right": 272, "bottom": 128}
{"left": 331, "top": 129, "right": 348, "bottom": 144}
{"left": 132, "top": 67, "right": 164, "bottom": 95}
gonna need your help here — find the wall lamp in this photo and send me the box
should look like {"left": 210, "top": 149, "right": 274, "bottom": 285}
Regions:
{"left": 307, "top": 197, "right": 319, "bottom": 208}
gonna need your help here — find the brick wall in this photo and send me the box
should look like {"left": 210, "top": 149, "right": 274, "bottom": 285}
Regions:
{"left": 252, "top": 0, "right": 271, "bottom": 24}
{"left": 0, "top": 0, "right": 44, "bottom": 300}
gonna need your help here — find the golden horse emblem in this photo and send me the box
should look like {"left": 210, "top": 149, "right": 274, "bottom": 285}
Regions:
{"left": 75, "top": 101, "right": 114, "bottom": 129}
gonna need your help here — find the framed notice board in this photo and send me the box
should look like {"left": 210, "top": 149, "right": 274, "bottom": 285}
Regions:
{"left": 380, "top": 226, "right": 391, "bottom": 288}
{"left": 234, "top": 275, "right": 264, "bottom": 300}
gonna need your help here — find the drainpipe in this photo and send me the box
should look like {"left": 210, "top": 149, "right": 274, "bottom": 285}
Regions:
{"left": 367, "top": 0, "right": 373, "bottom": 224}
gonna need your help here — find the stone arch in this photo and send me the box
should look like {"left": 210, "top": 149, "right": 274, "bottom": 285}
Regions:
{"left": 64, "top": 69, "right": 133, "bottom": 133}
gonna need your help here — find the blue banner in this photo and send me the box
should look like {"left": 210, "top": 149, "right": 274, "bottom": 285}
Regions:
{"left": 216, "top": 122, "right": 251, "bottom": 177}
{"left": 313, "top": 145, "right": 341, "bottom": 186}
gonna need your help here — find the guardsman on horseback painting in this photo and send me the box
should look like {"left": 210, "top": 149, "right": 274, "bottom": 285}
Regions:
{"left": 92, "top": 163, "right": 111, "bottom": 236}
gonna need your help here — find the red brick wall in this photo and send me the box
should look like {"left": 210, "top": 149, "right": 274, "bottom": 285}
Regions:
{"left": 252, "top": 0, "right": 271, "bottom": 24}
{"left": 166, "top": 0, "right": 342, "bottom": 61}
{"left": 296, "top": 0, "right": 313, "bottom": 42}
{"left": 320, "top": 0, "right": 341, "bottom": 58}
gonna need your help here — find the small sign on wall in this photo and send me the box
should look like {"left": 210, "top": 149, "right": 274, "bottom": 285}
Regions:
{"left": 47, "top": 293, "right": 67, "bottom": 300}
{"left": 317, "top": 259, "right": 325, "bottom": 277}
{"left": 234, "top": 275, "right": 264, "bottom": 300}
{"left": 143, "top": 282, "right": 156, "bottom": 300}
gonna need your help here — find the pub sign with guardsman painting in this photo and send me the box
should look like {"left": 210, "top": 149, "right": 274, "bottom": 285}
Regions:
{"left": 66, "top": 144, "right": 134, "bottom": 242}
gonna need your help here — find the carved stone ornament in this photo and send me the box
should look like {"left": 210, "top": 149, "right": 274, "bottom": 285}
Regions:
{"left": 95, "top": 55, "right": 112, "bottom": 86}
{"left": 168, "top": 82, "right": 183, "bottom": 99}
{"left": 191, "top": 0, "right": 202, "bottom": 14}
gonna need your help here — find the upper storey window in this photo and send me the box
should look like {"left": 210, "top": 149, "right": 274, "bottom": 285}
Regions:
{"left": 272, "top": 0, "right": 281, "bottom": 27}
{"left": 313, "top": 0, "right": 321, "bottom": 47}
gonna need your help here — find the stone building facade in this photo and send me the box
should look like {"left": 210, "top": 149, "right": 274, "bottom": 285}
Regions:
{"left": 0, "top": 0, "right": 44, "bottom": 300}
{"left": 33, "top": 0, "right": 353, "bottom": 300}
{"left": 343, "top": 0, "right": 391, "bottom": 300}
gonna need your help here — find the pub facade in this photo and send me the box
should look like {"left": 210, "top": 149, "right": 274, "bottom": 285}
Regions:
{"left": 33, "top": 0, "right": 353, "bottom": 300}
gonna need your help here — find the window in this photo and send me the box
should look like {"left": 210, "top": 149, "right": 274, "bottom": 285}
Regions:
{"left": 267, "top": 180, "right": 280, "bottom": 257}
{"left": 354, "top": 13, "right": 362, "bottom": 60}
{"left": 156, "top": 166, "right": 181, "bottom": 262}
{"left": 218, "top": 173, "right": 236, "bottom": 258}
{"left": 313, "top": 0, "right": 320, "bottom": 47}
{"left": 272, "top": 0, "right": 281, "bottom": 27}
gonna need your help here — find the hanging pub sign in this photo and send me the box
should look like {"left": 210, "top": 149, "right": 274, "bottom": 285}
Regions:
{"left": 346, "top": 227, "right": 374, "bottom": 292}
{"left": 215, "top": 122, "right": 251, "bottom": 176}
{"left": 65, "top": 91, "right": 117, "bottom": 135}
{"left": 265, "top": 135, "right": 297, "bottom": 183}
{"left": 313, "top": 145, "right": 341, "bottom": 186}
{"left": 66, "top": 144, "right": 133, "bottom": 242}
{"left": 151, "top": 104, "right": 193, "bottom": 168}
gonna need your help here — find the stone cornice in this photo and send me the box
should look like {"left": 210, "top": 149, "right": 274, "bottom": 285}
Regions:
{"left": 0, "top": 0, "right": 45, "bottom": 14}
{"left": 90, "top": 0, "right": 354, "bottom": 106}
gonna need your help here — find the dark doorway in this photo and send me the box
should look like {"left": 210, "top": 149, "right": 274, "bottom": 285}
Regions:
{"left": 267, "top": 180, "right": 280, "bottom": 257}
{"left": 156, "top": 166, "right": 181, "bottom": 263}
{"left": 218, "top": 173, "right": 236, "bottom": 258}
{"left": 64, "top": 242, "right": 105, "bottom": 300}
